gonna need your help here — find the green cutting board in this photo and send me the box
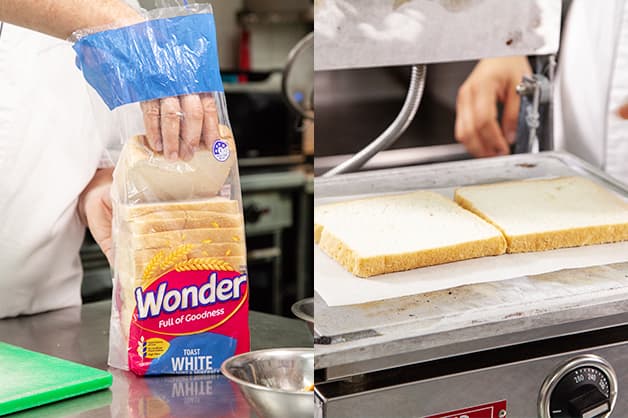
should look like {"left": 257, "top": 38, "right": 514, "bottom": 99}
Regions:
{"left": 0, "top": 342, "right": 112, "bottom": 416}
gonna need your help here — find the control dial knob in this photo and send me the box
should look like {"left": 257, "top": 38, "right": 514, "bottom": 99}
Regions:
{"left": 539, "top": 355, "right": 617, "bottom": 418}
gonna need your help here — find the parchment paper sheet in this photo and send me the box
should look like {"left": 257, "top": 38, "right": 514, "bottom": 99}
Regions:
{"left": 315, "top": 242, "right": 628, "bottom": 306}
{"left": 314, "top": 186, "right": 628, "bottom": 307}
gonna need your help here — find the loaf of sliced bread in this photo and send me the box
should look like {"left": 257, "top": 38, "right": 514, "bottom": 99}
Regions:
{"left": 314, "top": 201, "right": 345, "bottom": 244}
{"left": 454, "top": 176, "right": 628, "bottom": 253}
{"left": 315, "top": 191, "right": 507, "bottom": 277}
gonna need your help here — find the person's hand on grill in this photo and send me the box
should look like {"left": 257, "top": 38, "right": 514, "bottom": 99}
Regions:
{"left": 455, "top": 56, "right": 532, "bottom": 158}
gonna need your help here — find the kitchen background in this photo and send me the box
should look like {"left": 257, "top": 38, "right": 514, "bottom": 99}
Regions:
{"left": 314, "top": 1, "right": 571, "bottom": 175}
{"left": 81, "top": 0, "right": 314, "bottom": 317}
{"left": 314, "top": 63, "right": 475, "bottom": 175}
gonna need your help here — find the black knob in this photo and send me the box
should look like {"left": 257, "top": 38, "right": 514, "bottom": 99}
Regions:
{"left": 549, "top": 367, "right": 611, "bottom": 418}
{"left": 567, "top": 386, "right": 609, "bottom": 418}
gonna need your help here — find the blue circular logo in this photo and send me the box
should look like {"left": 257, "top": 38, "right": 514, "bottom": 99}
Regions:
{"left": 212, "top": 140, "right": 230, "bottom": 162}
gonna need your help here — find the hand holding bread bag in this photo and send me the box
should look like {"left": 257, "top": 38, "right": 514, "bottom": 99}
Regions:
{"left": 72, "top": 4, "right": 250, "bottom": 375}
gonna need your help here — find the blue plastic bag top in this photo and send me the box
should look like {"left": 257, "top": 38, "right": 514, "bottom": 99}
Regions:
{"left": 73, "top": 13, "right": 224, "bottom": 110}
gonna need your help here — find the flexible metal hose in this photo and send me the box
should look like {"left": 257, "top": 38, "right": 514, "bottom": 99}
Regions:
{"left": 282, "top": 32, "right": 314, "bottom": 121}
{"left": 322, "top": 64, "right": 427, "bottom": 177}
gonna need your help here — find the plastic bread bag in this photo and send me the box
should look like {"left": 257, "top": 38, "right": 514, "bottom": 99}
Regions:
{"left": 72, "top": 3, "right": 249, "bottom": 375}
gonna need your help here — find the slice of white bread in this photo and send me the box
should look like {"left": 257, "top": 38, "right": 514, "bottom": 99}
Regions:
{"left": 113, "top": 125, "right": 236, "bottom": 203}
{"left": 454, "top": 176, "right": 628, "bottom": 253}
{"left": 314, "top": 202, "right": 343, "bottom": 244}
{"left": 120, "top": 227, "right": 245, "bottom": 251}
{"left": 120, "top": 198, "right": 239, "bottom": 219}
{"left": 316, "top": 191, "right": 507, "bottom": 277}
{"left": 126, "top": 211, "right": 244, "bottom": 234}
{"left": 132, "top": 244, "right": 246, "bottom": 269}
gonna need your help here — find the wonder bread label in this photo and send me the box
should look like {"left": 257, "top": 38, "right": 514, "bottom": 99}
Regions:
{"left": 127, "top": 248, "right": 249, "bottom": 375}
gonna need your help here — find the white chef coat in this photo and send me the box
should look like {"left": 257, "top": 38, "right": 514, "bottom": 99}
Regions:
{"left": 555, "top": 0, "right": 628, "bottom": 184}
{"left": 0, "top": 23, "right": 107, "bottom": 317}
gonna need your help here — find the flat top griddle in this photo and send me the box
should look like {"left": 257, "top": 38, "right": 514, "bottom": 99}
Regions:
{"left": 314, "top": 152, "right": 628, "bottom": 375}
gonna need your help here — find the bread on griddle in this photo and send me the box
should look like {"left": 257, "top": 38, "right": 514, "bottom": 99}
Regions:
{"left": 454, "top": 176, "right": 628, "bottom": 253}
{"left": 315, "top": 191, "right": 507, "bottom": 277}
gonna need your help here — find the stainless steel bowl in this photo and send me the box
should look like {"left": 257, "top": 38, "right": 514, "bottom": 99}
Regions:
{"left": 291, "top": 298, "right": 314, "bottom": 335}
{"left": 221, "top": 348, "right": 314, "bottom": 418}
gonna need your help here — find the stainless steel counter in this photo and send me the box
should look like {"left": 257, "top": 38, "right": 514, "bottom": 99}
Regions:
{"left": 0, "top": 301, "right": 312, "bottom": 417}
